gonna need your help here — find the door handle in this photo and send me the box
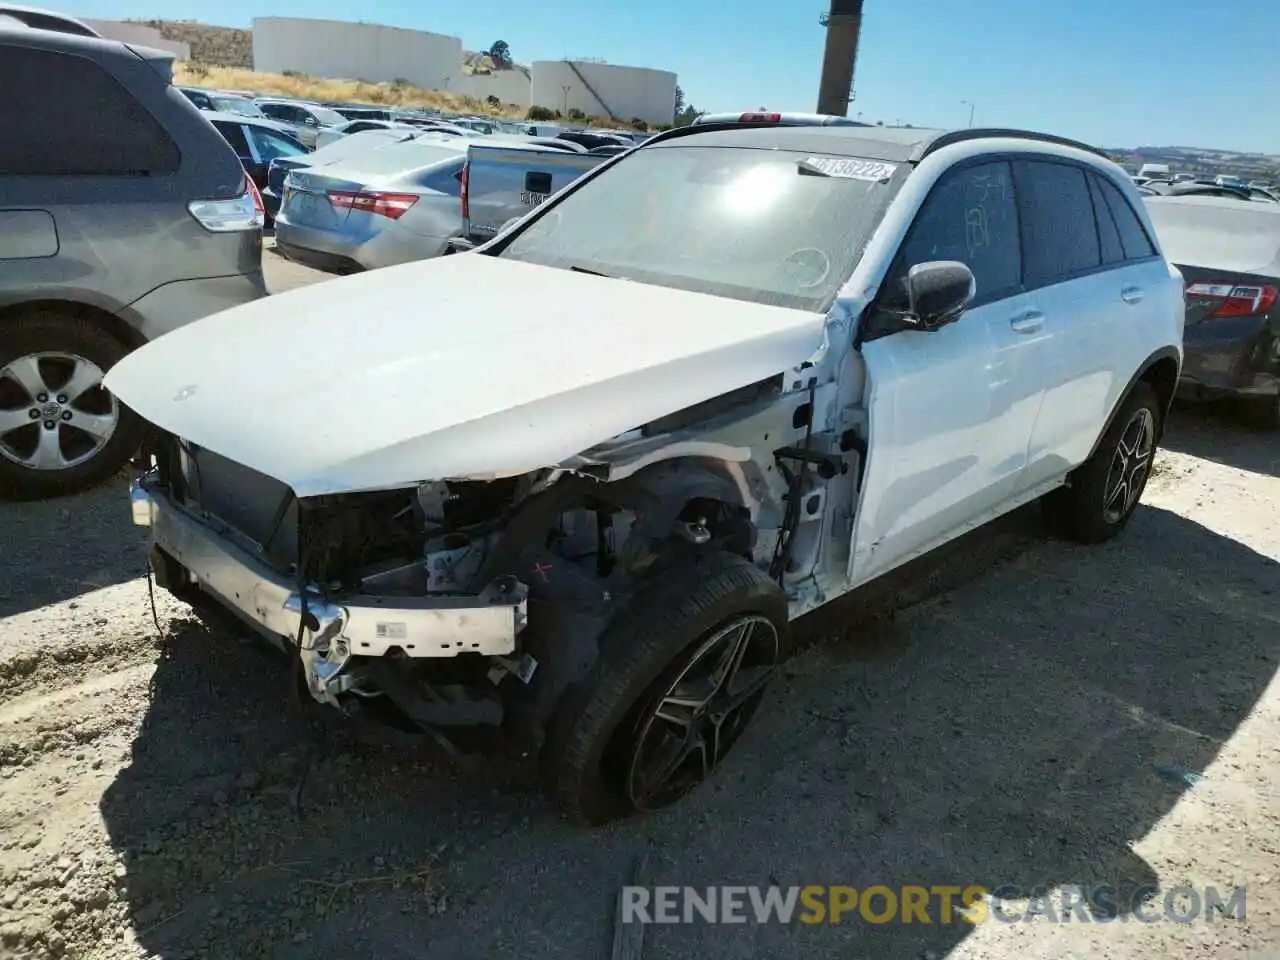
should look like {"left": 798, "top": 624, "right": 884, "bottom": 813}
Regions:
{"left": 1009, "top": 310, "right": 1044, "bottom": 333}
{"left": 1121, "top": 286, "right": 1145, "bottom": 304}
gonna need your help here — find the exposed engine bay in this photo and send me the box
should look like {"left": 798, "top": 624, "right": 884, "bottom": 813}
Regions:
{"left": 135, "top": 367, "right": 863, "bottom": 761}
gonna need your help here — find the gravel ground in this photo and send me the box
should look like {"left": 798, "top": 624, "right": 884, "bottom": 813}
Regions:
{"left": 0, "top": 257, "right": 1277, "bottom": 959}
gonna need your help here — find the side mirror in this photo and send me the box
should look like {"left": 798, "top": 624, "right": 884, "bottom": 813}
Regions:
{"left": 903, "top": 260, "right": 976, "bottom": 330}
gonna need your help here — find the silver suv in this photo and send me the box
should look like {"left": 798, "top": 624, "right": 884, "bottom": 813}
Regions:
{"left": 0, "top": 21, "right": 266, "bottom": 498}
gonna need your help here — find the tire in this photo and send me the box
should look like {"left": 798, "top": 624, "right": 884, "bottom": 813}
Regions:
{"left": 0, "top": 312, "right": 143, "bottom": 500}
{"left": 1238, "top": 393, "right": 1280, "bottom": 430}
{"left": 1042, "top": 381, "right": 1161, "bottom": 544}
{"left": 546, "top": 551, "right": 790, "bottom": 825}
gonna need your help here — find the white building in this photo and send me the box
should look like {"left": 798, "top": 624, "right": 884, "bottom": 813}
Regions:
{"left": 530, "top": 60, "right": 677, "bottom": 127}
{"left": 245, "top": 16, "right": 679, "bottom": 126}
{"left": 251, "top": 17, "right": 462, "bottom": 92}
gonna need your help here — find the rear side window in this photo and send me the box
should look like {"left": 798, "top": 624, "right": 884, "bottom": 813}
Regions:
{"left": 246, "top": 126, "right": 307, "bottom": 162}
{"left": 1096, "top": 177, "right": 1157, "bottom": 260}
{"left": 1087, "top": 174, "right": 1124, "bottom": 265}
{"left": 212, "top": 120, "right": 251, "bottom": 157}
{"left": 894, "top": 160, "right": 1021, "bottom": 305}
{"left": 0, "top": 47, "right": 180, "bottom": 176}
{"left": 1015, "top": 161, "right": 1100, "bottom": 284}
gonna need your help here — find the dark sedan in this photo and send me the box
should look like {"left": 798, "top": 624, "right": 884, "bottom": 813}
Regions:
{"left": 204, "top": 111, "right": 310, "bottom": 224}
{"left": 1145, "top": 194, "right": 1280, "bottom": 427}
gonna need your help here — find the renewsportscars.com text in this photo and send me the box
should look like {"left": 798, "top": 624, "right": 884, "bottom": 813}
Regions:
{"left": 620, "top": 884, "right": 1246, "bottom": 925}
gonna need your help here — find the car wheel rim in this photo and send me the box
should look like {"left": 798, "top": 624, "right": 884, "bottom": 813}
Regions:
{"left": 1102, "top": 407, "right": 1155, "bottom": 524}
{"left": 620, "top": 614, "right": 780, "bottom": 811}
{"left": 0, "top": 353, "right": 118, "bottom": 472}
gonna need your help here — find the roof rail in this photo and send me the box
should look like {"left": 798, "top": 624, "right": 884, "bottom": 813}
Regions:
{"left": 918, "top": 128, "right": 1109, "bottom": 162}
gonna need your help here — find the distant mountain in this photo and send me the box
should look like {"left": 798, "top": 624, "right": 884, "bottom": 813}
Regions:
{"left": 1101, "top": 144, "right": 1280, "bottom": 179}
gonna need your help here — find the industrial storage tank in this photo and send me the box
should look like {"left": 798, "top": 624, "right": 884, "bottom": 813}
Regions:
{"left": 252, "top": 17, "right": 462, "bottom": 91}
{"left": 530, "top": 61, "right": 677, "bottom": 127}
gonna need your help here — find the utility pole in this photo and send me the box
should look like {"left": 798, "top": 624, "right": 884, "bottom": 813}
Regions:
{"left": 561, "top": 85, "right": 571, "bottom": 115}
{"left": 961, "top": 99, "right": 975, "bottom": 128}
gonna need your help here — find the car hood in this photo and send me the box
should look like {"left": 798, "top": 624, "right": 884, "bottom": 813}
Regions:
{"left": 105, "top": 255, "right": 827, "bottom": 496}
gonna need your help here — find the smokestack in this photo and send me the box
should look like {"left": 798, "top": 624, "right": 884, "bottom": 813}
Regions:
{"left": 816, "top": 0, "right": 864, "bottom": 117}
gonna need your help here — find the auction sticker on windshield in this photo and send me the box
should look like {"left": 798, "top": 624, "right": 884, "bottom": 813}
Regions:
{"left": 801, "top": 157, "right": 898, "bottom": 182}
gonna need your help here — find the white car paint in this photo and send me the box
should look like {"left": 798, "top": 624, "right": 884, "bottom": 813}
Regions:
{"left": 104, "top": 255, "right": 827, "bottom": 497}
{"left": 837, "top": 137, "right": 1183, "bottom": 587}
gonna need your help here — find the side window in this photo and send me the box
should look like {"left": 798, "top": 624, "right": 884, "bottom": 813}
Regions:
{"left": 1015, "top": 161, "right": 1101, "bottom": 285}
{"left": 246, "top": 127, "right": 308, "bottom": 162}
{"left": 1087, "top": 173, "right": 1124, "bottom": 265}
{"left": 1096, "top": 177, "right": 1157, "bottom": 261}
{"left": 259, "top": 103, "right": 287, "bottom": 121}
{"left": 0, "top": 46, "right": 180, "bottom": 176}
{"left": 891, "top": 160, "right": 1021, "bottom": 306}
{"left": 211, "top": 120, "right": 251, "bottom": 158}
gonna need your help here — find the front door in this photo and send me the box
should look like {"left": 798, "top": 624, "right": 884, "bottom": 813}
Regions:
{"left": 850, "top": 159, "right": 1042, "bottom": 586}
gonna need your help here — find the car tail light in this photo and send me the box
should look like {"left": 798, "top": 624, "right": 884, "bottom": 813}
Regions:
{"left": 1185, "top": 281, "right": 1278, "bottom": 318}
{"left": 187, "top": 173, "right": 264, "bottom": 232}
{"left": 326, "top": 190, "right": 419, "bottom": 220}
{"left": 739, "top": 112, "right": 782, "bottom": 122}
{"left": 459, "top": 161, "right": 470, "bottom": 220}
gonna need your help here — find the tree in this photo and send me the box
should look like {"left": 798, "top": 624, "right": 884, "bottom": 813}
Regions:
{"left": 673, "top": 84, "right": 685, "bottom": 119}
{"left": 488, "top": 40, "right": 512, "bottom": 69}
{"left": 674, "top": 102, "right": 703, "bottom": 127}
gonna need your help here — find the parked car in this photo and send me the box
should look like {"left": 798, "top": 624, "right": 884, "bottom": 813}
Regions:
{"left": 556, "top": 130, "right": 631, "bottom": 151}
{"left": 331, "top": 106, "right": 391, "bottom": 122}
{"left": 1145, "top": 194, "right": 1280, "bottom": 427}
{"left": 0, "top": 24, "right": 265, "bottom": 498}
{"left": 204, "top": 111, "right": 309, "bottom": 224}
{"left": 178, "top": 86, "right": 265, "bottom": 118}
{"left": 263, "top": 127, "right": 429, "bottom": 217}
{"left": 314, "top": 119, "right": 421, "bottom": 150}
{"left": 274, "top": 137, "right": 602, "bottom": 273}
{"left": 109, "top": 123, "right": 1182, "bottom": 823}
{"left": 254, "top": 99, "right": 347, "bottom": 148}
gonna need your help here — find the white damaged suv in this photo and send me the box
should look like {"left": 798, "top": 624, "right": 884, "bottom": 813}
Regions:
{"left": 108, "top": 123, "right": 1184, "bottom": 824}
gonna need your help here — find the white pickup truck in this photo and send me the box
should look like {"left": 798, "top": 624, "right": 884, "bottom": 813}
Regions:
{"left": 108, "top": 122, "right": 1182, "bottom": 825}
{"left": 460, "top": 142, "right": 606, "bottom": 244}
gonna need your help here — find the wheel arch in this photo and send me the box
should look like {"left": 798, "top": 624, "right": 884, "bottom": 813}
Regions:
{"left": 608, "top": 455, "right": 759, "bottom": 555}
{"left": 1084, "top": 346, "right": 1181, "bottom": 462}
{"left": 0, "top": 299, "right": 146, "bottom": 353}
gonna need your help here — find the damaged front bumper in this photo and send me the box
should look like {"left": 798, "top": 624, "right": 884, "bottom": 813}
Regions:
{"left": 130, "top": 475, "right": 529, "bottom": 706}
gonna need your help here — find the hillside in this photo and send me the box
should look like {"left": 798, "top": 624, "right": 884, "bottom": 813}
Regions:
{"left": 138, "top": 20, "right": 252, "bottom": 67}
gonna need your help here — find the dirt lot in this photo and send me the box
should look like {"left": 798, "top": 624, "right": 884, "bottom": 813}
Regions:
{"left": 0, "top": 255, "right": 1277, "bottom": 959}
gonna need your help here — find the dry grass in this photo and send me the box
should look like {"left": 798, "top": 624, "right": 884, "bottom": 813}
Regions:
{"left": 174, "top": 63, "right": 526, "bottom": 117}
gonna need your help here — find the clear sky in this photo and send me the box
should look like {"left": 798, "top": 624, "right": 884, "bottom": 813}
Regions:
{"left": 60, "top": 0, "right": 1280, "bottom": 155}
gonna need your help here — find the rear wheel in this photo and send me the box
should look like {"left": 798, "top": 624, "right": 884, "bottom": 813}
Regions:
{"left": 1042, "top": 382, "right": 1161, "bottom": 543}
{"left": 0, "top": 313, "right": 143, "bottom": 499}
{"left": 545, "top": 551, "right": 789, "bottom": 825}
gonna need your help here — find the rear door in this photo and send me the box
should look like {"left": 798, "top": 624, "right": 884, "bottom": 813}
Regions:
{"left": 1013, "top": 161, "right": 1167, "bottom": 489}
{"left": 852, "top": 160, "right": 1039, "bottom": 585}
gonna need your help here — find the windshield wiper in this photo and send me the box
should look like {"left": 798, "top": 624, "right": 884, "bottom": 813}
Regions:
{"left": 568, "top": 265, "right": 613, "bottom": 278}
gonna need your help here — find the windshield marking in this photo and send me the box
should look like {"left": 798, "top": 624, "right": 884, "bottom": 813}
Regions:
{"left": 800, "top": 157, "right": 898, "bottom": 182}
